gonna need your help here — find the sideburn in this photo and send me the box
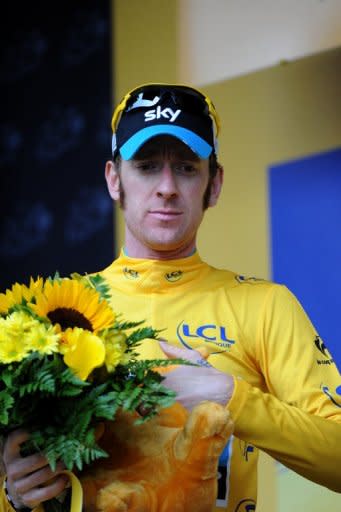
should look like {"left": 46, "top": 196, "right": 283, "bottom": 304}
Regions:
{"left": 203, "top": 154, "right": 219, "bottom": 209}
{"left": 203, "top": 179, "right": 213, "bottom": 210}
{"left": 119, "top": 181, "right": 125, "bottom": 209}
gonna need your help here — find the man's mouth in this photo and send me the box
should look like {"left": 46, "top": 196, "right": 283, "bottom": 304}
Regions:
{"left": 148, "top": 209, "right": 182, "bottom": 221}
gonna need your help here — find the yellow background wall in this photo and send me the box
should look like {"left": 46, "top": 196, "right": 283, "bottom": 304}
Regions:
{"left": 199, "top": 47, "right": 341, "bottom": 512}
{"left": 197, "top": 48, "right": 341, "bottom": 276}
{"left": 112, "top": 0, "right": 179, "bottom": 251}
{"left": 112, "top": 1, "right": 341, "bottom": 509}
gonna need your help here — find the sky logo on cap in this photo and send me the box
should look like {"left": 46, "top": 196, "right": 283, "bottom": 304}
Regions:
{"left": 129, "top": 92, "right": 160, "bottom": 109}
{"left": 145, "top": 106, "right": 181, "bottom": 123}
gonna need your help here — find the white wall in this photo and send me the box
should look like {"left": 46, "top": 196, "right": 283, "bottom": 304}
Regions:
{"left": 178, "top": 0, "right": 341, "bottom": 84}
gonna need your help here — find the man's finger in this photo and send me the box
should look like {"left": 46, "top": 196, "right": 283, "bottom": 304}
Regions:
{"left": 3, "top": 429, "right": 30, "bottom": 460}
{"left": 159, "top": 341, "right": 209, "bottom": 365}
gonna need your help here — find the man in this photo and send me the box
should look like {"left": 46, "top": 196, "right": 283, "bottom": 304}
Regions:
{"left": 2, "top": 83, "right": 341, "bottom": 511}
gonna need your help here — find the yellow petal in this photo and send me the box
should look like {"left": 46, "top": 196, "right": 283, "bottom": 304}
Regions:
{"left": 63, "top": 328, "right": 105, "bottom": 380}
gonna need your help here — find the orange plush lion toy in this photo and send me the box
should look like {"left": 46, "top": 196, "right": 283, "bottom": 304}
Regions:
{"left": 80, "top": 400, "right": 233, "bottom": 512}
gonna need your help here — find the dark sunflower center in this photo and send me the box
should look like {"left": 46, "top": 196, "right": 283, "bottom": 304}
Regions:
{"left": 48, "top": 307, "right": 93, "bottom": 331}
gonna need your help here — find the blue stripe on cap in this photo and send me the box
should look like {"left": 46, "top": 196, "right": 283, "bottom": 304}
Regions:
{"left": 119, "top": 125, "right": 212, "bottom": 160}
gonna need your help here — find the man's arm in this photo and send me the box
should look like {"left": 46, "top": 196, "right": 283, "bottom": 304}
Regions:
{"left": 161, "top": 344, "right": 341, "bottom": 492}
{"left": 229, "top": 377, "right": 341, "bottom": 492}
{"left": 160, "top": 282, "right": 341, "bottom": 494}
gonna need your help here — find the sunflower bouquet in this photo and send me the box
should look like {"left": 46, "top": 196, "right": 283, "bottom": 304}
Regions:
{"left": 0, "top": 272, "right": 179, "bottom": 476}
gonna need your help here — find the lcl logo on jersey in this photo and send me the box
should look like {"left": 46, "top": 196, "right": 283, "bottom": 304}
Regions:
{"left": 176, "top": 321, "right": 235, "bottom": 351}
{"left": 145, "top": 106, "right": 181, "bottom": 123}
{"left": 123, "top": 267, "right": 139, "bottom": 280}
{"left": 165, "top": 270, "right": 183, "bottom": 282}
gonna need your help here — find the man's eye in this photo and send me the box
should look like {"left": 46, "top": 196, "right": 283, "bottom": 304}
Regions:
{"left": 135, "top": 162, "right": 158, "bottom": 172}
{"left": 175, "top": 163, "right": 198, "bottom": 175}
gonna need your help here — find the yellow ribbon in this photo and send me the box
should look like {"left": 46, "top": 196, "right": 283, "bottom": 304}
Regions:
{"left": 62, "top": 471, "right": 83, "bottom": 512}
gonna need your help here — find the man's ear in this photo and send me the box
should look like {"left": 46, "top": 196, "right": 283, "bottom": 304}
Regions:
{"left": 105, "top": 161, "right": 120, "bottom": 201}
{"left": 208, "top": 164, "right": 224, "bottom": 208}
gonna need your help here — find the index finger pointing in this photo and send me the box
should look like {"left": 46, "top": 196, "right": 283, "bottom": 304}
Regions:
{"left": 159, "top": 341, "right": 210, "bottom": 364}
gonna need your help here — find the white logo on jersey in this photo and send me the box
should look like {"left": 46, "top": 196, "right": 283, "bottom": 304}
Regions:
{"left": 144, "top": 106, "right": 181, "bottom": 123}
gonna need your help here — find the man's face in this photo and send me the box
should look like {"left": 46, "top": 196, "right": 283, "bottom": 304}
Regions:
{"left": 106, "top": 137, "right": 222, "bottom": 259}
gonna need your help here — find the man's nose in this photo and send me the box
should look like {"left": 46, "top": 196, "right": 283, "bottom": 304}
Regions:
{"left": 156, "top": 165, "right": 178, "bottom": 198}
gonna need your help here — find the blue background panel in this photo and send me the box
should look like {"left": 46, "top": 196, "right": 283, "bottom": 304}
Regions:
{"left": 269, "top": 147, "right": 341, "bottom": 370}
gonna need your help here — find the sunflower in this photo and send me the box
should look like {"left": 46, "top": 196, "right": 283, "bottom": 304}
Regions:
{"left": 0, "top": 277, "right": 43, "bottom": 315}
{"left": 31, "top": 279, "right": 115, "bottom": 333}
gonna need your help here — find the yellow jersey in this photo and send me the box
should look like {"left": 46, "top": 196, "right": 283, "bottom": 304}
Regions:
{"left": 99, "top": 250, "right": 341, "bottom": 511}
{"left": 1, "top": 251, "right": 340, "bottom": 512}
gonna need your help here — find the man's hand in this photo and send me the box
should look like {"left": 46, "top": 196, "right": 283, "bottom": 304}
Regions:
{"left": 159, "top": 341, "right": 234, "bottom": 411}
{"left": 3, "top": 429, "right": 68, "bottom": 510}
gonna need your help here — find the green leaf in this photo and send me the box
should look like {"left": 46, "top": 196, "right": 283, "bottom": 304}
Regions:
{"left": 84, "top": 274, "right": 112, "bottom": 302}
{"left": 114, "top": 319, "right": 145, "bottom": 330}
{"left": 47, "top": 271, "right": 62, "bottom": 282}
{"left": 0, "top": 391, "right": 14, "bottom": 424}
{"left": 125, "top": 327, "right": 161, "bottom": 347}
{"left": 0, "top": 367, "right": 13, "bottom": 387}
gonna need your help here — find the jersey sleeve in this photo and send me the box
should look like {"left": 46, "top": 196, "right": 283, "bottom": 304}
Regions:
{"left": 227, "top": 284, "right": 341, "bottom": 492}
